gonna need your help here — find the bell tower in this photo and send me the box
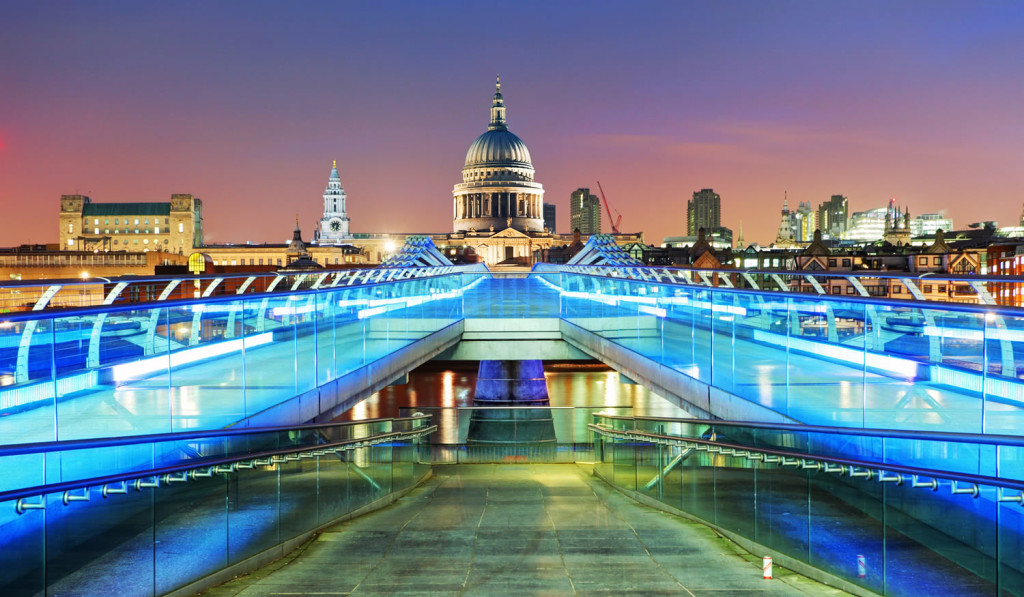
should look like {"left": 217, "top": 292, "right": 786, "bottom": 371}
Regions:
{"left": 318, "top": 160, "right": 351, "bottom": 243}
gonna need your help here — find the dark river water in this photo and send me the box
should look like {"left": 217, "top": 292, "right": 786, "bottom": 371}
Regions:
{"left": 338, "top": 361, "right": 692, "bottom": 422}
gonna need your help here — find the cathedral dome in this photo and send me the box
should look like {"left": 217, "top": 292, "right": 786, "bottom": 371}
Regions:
{"left": 452, "top": 77, "right": 545, "bottom": 237}
{"left": 464, "top": 129, "right": 533, "bottom": 169}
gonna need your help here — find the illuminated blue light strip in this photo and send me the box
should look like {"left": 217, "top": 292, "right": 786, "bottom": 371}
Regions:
{"left": 111, "top": 332, "right": 274, "bottom": 384}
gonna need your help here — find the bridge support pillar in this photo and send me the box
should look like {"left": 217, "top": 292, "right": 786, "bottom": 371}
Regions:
{"left": 469, "top": 360, "right": 554, "bottom": 444}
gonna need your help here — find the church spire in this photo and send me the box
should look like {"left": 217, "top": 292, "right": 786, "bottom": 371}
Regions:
{"left": 489, "top": 75, "right": 507, "bottom": 131}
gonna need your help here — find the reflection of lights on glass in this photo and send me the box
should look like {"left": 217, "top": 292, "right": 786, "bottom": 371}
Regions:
{"left": 384, "top": 240, "right": 396, "bottom": 253}
{"left": 604, "top": 371, "right": 617, "bottom": 406}
{"left": 441, "top": 371, "right": 455, "bottom": 407}
{"left": 352, "top": 399, "right": 369, "bottom": 420}
{"left": 985, "top": 312, "right": 996, "bottom": 323}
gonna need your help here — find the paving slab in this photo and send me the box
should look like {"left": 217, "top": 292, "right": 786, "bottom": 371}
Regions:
{"left": 204, "top": 464, "right": 852, "bottom": 596}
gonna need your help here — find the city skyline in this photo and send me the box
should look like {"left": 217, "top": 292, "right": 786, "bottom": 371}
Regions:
{"left": 2, "top": 2, "right": 1023, "bottom": 247}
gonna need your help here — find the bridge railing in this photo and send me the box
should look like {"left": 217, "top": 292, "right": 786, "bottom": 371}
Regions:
{"left": 591, "top": 414, "right": 1024, "bottom": 596}
{"left": 540, "top": 265, "right": 1024, "bottom": 435}
{"left": 0, "top": 416, "right": 434, "bottom": 597}
{"left": 0, "top": 268, "right": 481, "bottom": 445}
{"left": 534, "top": 262, "right": 1010, "bottom": 305}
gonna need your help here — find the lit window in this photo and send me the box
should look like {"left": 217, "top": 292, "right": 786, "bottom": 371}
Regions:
{"left": 144, "top": 239, "right": 149, "bottom": 244}
{"left": 67, "top": 238, "right": 74, "bottom": 246}
{"left": 179, "top": 223, "right": 184, "bottom": 233}
{"left": 154, "top": 226, "right": 160, "bottom": 233}
{"left": 94, "top": 219, "right": 99, "bottom": 225}
{"left": 134, "top": 219, "right": 139, "bottom": 225}
{"left": 68, "top": 224, "right": 73, "bottom": 233}
{"left": 144, "top": 219, "right": 149, "bottom": 225}
{"left": 94, "top": 228, "right": 99, "bottom": 234}
{"left": 114, "top": 219, "right": 119, "bottom": 225}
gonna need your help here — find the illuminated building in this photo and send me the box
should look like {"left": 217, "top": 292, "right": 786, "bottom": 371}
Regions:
{"left": 317, "top": 160, "right": 352, "bottom": 243}
{"left": 452, "top": 77, "right": 545, "bottom": 235}
{"left": 569, "top": 188, "right": 601, "bottom": 235}
{"left": 59, "top": 193, "right": 203, "bottom": 254}
{"left": 687, "top": 189, "right": 721, "bottom": 236}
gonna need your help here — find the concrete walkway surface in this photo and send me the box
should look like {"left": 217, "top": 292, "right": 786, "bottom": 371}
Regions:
{"left": 204, "top": 463, "right": 851, "bottom": 596}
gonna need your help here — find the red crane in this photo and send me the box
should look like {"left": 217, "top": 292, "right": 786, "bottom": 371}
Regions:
{"left": 596, "top": 180, "right": 622, "bottom": 234}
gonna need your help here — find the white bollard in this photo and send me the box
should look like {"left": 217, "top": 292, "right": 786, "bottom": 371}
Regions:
{"left": 857, "top": 554, "right": 866, "bottom": 578}
{"left": 763, "top": 556, "right": 773, "bottom": 579}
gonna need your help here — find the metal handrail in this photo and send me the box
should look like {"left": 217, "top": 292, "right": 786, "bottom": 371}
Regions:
{"left": 0, "top": 414, "right": 431, "bottom": 458}
{"left": 591, "top": 414, "right": 1024, "bottom": 449}
{"left": 4, "top": 425, "right": 436, "bottom": 512}
{"left": 589, "top": 424, "right": 1024, "bottom": 498}
{"left": 0, "top": 266, "right": 484, "bottom": 323}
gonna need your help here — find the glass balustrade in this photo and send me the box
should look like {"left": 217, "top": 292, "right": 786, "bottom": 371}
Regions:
{"left": 0, "top": 417, "right": 433, "bottom": 597}
{"left": 591, "top": 414, "right": 1024, "bottom": 596}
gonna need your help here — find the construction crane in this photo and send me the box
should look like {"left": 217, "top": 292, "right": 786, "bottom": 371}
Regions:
{"left": 596, "top": 181, "right": 622, "bottom": 234}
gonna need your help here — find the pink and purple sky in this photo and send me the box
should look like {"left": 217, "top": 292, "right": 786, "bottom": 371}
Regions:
{"left": 1, "top": 2, "right": 1022, "bottom": 247}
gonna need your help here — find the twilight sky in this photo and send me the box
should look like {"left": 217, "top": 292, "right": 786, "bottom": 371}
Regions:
{"left": 1, "top": 1, "right": 1022, "bottom": 247}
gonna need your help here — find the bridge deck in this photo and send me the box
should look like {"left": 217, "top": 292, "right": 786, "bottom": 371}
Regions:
{"left": 203, "top": 464, "right": 843, "bottom": 596}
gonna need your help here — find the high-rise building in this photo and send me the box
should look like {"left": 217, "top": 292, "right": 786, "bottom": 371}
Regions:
{"left": 794, "top": 201, "right": 816, "bottom": 241}
{"left": 543, "top": 202, "right": 556, "bottom": 233}
{"left": 687, "top": 189, "right": 721, "bottom": 236}
{"left": 570, "top": 188, "right": 601, "bottom": 234}
{"left": 817, "top": 195, "right": 848, "bottom": 239}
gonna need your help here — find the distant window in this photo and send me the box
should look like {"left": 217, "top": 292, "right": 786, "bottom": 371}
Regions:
{"left": 144, "top": 219, "right": 149, "bottom": 225}
{"left": 893, "top": 286, "right": 901, "bottom": 294}
{"left": 134, "top": 219, "right": 139, "bottom": 225}
{"left": 114, "top": 219, "right": 119, "bottom": 225}
{"left": 94, "top": 228, "right": 99, "bottom": 234}
{"left": 842, "top": 259, "right": 851, "bottom": 267}
{"left": 828, "top": 259, "right": 836, "bottom": 267}
{"left": 67, "top": 238, "right": 74, "bottom": 246}
{"left": 918, "top": 256, "right": 927, "bottom": 266}
{"left": 154, "top": 227, "right": 160, "bottom": 234}
{"left": 934, "top": 257, "right": 941, "bottom": 265}
{"left": 923, "top": 285, "right": 933, "bottom": 293}
{"left": 179, "top": 223, "right": 184, "bottom": 233}
{"left": 68, "top": 223, "right": 73, "bottom": 233}
{"left": 277, "top": 259, "right": 282, "bottom": 265}
{"left": 94, "top": 219, "right": 99, "bottom": 225}
{"left": 144, "top": 239, "right": 149, "bottom": 244}
{"left": 164, "top": 239, "right": 168, "bottom": 244}
{"left": 114, "top": 240, "right": 118, "bottom": 245}
{"left": 165, "top": 218, "right": 169, "bottom": 224}
{"left": 231, "top": 260, "right": 237, "bottom": 265}
{"left": 104, "top": 219, "right": 109, "bottom": 225}
{"left": 938, "top": 285, "right": 947, "bottom": 293}
{"left": 846, "top": 287, "right": 854, "bottom": 295}
{"left": 258, "top": 258, "right": 263, "bottom": 265}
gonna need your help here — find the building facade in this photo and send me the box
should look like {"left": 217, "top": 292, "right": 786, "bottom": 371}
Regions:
{"left": 59, "top": 194, "right": 203, "bottom": 254}
{"left": 569, "top": 188, "right": 601, "bottom": 235}
{"left": 686, "top": 188, "right": 721, "bottom": 236}
{"left": 452, "top": 78, "right": 545, "bottom": 234}
{"left": 817, "top": 195, "right": 848, "bottom": 239}
{"left": 543, "top": 202, "right": 556, "bottom": 233}
{"left": 317, "top": 160, "right": 351, "bottom": 243}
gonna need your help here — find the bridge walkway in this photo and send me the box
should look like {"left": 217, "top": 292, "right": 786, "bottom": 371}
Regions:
{"left": 204, "top": 464, "right": 846, "bottom": 596}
